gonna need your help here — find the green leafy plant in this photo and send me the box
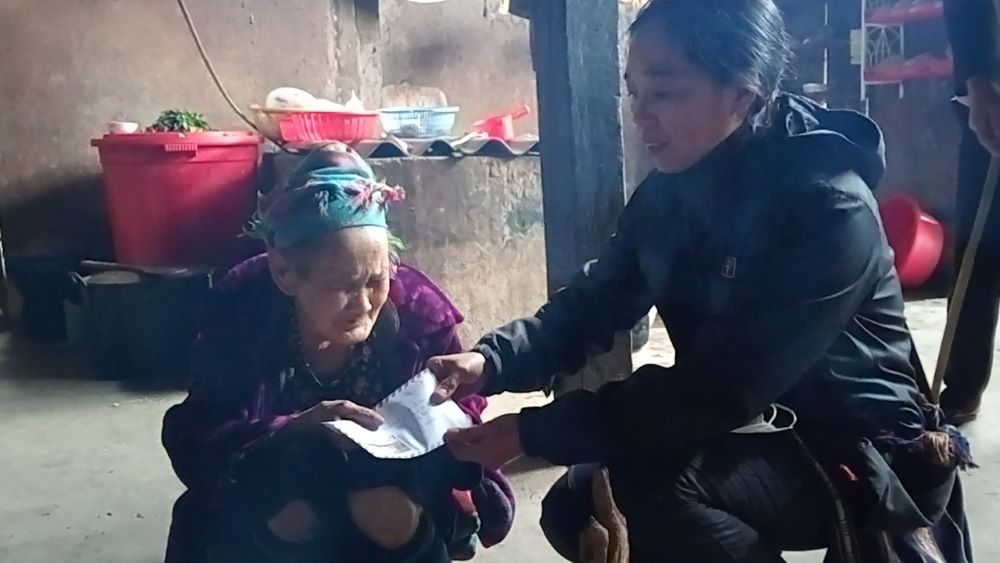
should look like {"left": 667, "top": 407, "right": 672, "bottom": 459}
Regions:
{"left": 147, "top": 109, "right": 211, "bottom": 133}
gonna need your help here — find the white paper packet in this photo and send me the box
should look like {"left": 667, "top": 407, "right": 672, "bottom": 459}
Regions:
{"left": 325, "top": 369, "right": 474, "bottom": 459}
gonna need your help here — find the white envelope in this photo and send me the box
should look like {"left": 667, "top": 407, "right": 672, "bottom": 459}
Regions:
{"left": 325, "top": 369, "right": 474, "bottom": 459}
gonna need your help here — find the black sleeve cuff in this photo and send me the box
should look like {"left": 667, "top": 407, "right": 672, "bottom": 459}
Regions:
{"left": 473, "top": 341, "right": 504, "bottom": 396}
{"left": 516, "top": 406, "right": 549, "bottom": 459}
{"left": 515, "top": 391, "right": 608, "bottom": 466}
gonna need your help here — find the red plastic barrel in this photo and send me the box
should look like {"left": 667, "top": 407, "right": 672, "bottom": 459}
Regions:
{"left": 91, "top": 131, "right": 261, "bottom": 267}
{"left": 878, "top": 193, "right": 944, "bottom": 289}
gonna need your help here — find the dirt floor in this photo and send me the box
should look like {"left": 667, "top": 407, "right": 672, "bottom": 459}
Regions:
{"left": 1, "top": 299, "right": 997, "bottom": 562}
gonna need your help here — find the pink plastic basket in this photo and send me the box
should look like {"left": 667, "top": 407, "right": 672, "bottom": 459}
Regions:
{"left": 277, "top": 111, "right": 380, "bottom": 143}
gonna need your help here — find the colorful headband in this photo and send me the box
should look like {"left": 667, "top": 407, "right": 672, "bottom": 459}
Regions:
{"left": 249, "top": 146, "right": 406, "bottom": 249}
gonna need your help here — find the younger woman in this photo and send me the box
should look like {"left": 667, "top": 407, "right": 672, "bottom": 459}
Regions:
{"left": 432, "top": 2, "right": 973, "bottom": 561}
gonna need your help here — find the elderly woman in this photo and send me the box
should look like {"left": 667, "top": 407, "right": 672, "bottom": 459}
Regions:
{"left": 162, "top": 147, "right": 514, "bottom": 563}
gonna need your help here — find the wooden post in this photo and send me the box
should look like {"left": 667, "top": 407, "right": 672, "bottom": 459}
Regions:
{"left": 328, "top": 0, "right": 382, "bottom": 107}
{"left": 528, "top": 0, "right": 633, "bottom": 392}
{"left": 825, "top": 0, "right": 861, "bottom": 109}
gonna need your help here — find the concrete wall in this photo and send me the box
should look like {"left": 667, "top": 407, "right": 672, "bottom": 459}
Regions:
{"left": 381, "top": 1, "right": 652, "bottom": 184}
{"left": 2, "top": 0, "right": 959, "bottom": 256}
{"left": 0, "top": 0, "right": 376, "bottom": 256}
{"left": 375, "top": 157, "right": 546, "bottom": 343}
{"left": 0, "top": 0, "right": 567, "bottom": 344}
{"left": 0, "top": 1, "right": 650, "bottom": 258}
{"left": 380, "top": 0, "right": 538, "bottom": 135}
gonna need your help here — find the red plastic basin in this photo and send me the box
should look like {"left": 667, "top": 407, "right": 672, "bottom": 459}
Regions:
{"left": 878, "top": 194, "right": 944, "bottom": 288}
{"left": 278, "top": 111, "right": 380, "bottom": 143}
{"left": 91, "top": 131, "right": 261, "bottom": 267}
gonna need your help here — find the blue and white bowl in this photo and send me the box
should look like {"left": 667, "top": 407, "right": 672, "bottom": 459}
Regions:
{"left": 379, "top": 106, "right": 459, "bottom": 139}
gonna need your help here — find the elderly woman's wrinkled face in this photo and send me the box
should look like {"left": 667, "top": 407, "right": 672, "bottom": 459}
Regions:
{"left": 270, "top": 226, "right": 392, "bottom": 348}
{"left": 626, "top": 25, "right": 753, "bottom": 173}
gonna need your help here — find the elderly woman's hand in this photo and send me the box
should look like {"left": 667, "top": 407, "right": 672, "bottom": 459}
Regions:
{"left": 444, "top": 413, "right": 523, "bottom": 469}
{"left": 289, "top": 400, "right": 384, "bottom": 450}
{"left": 427, "top": 352, "right": 488, "bottom": 403}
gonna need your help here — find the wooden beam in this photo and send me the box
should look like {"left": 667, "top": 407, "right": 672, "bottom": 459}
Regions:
{"left": 327, "top": 0, "right": 382, "bottom": 107}
{"left": 353, "top": 0, "right": 382, "bottom": 108}
{"left": 826, "top": 0, "right": 862, "bottom": 109}
{"left": 530, "top": 0, "right": 633, "bottom": 392}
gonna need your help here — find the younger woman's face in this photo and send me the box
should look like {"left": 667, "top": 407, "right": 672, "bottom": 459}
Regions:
{"left": 270, "top": 227, "right": 392, "bottom": 348}
{"left": 626, "top": 25, "right": 754, "bottom": 173}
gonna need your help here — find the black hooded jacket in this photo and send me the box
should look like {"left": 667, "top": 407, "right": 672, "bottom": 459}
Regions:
{"left": 475, "top": 94, "right": 927, "bottom": 465}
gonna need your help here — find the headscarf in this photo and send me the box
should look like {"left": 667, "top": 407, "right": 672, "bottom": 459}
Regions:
{"left": 250, "top": 145, "right": 405, "bottom": 250}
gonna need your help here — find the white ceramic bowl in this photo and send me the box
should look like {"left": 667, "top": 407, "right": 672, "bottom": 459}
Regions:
{"left": 107, "top": 121, "right": 140, "bottom": 135}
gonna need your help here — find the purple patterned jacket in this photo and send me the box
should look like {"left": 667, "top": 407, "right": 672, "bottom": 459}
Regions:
{"left": 161, "top": 255, "right": 514, "bottom": 561}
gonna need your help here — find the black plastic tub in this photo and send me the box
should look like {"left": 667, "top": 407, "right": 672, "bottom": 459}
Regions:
{"left": 65, "top": 270, "right": 209, "bottom": 384}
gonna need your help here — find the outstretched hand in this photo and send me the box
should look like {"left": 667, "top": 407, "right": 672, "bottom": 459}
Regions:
{"left": 580, "top": 468, "right": 629, "bottom": 563}
{"left": 444, "top": 413, "right": 524, "bottom": 470}
{"left": 427, "top": 352, "right": 488, "bottom": 404}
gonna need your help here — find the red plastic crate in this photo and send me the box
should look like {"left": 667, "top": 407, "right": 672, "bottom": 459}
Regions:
{"left": 867, "top": 1, "right": 943, "bottom": 24}
{"left": 866, "top": 64, "right": 908, "bottom": 82}
{"left": 865, "top": 57, "right": 952, "bottom": 83}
